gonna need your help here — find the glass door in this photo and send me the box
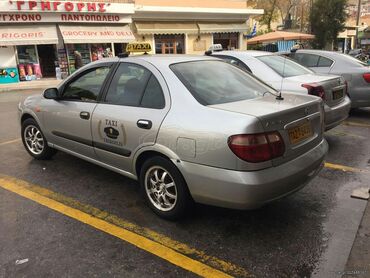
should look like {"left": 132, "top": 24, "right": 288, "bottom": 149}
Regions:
{"left": 155, "top": 35, "right": 184, "bottom": 54}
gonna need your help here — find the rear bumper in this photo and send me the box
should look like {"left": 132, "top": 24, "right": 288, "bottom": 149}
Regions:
{"left": 324, "top": 96, "right": 351, "bottom": 130}
{"left": 178, "top": 139, "right": 328, "bottom": 210}
{"left": 348, "top": 86, "right": 370, "bottom": 108}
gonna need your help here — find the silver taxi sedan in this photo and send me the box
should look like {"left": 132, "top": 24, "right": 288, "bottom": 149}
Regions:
{"left": 19, "top": 54, "right": 328, "bottom": 219}
{"left": 208, "top": 50, "right": 351, "bottom": 131}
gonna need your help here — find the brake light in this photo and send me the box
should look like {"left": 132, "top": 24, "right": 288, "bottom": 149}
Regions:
{"left": 302, "top": 83, "right": 325, "bottom": 99}
{"left": 344, "top": 80, "right": 348, "bottom": 95}
{"left": 228, "top": 132, "right": 285, "bottom": 163}
{"left": 363, "top": 73, "right": 370, "bottom": 83}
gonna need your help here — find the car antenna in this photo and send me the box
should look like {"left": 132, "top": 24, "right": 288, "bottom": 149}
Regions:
{"left": 276, "top": 54, "right": 285, "bottom": 101}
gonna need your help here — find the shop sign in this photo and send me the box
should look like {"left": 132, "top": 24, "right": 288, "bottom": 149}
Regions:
{"left": 0, "top": 13, "right": 131, "bottom": 23}
{"left": 1, "top": 1, "right": 134, "bottom": 14}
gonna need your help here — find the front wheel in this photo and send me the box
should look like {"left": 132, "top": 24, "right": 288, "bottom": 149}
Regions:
{"left": 140, "top": 156, "right": 192, "bottom": 220}
{"left": 21, "top": 118, "right": 56, "bottom": 160}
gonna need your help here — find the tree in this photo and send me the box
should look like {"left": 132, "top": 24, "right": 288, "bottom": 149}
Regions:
{"left": 310, "top": 0, "right": 348, "bottom": 49}
{"left": 248, "top": 0, "right": 279, "bottom": 30}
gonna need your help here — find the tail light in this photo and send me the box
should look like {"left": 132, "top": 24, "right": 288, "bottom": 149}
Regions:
{"left": 344, "top": 80, "right": 349, "bottom": 96}
{"left": 228, "top": 132, "right": 285, "bottom": 163}
{"left": 363, "top": 73, "right": 370, "bottom": 83}
{"left": 302, "top": 83, "right": 325, "bottom": 100}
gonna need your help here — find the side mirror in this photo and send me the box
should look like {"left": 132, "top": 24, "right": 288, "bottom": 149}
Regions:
{"left": 43, "top": 88, "right": 60, "bottom": 100}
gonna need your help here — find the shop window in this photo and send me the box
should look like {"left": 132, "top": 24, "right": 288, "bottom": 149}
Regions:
{"left": 213, "top": 33, "right": 239, "bottom": 50}
{"left": 17, "top": 45, "right": 41, "bottom": 81}
{"left": 90, "top": 43, "right": 113, "bottom": 61}
{"left": 66, "top": 44, "right": 91, "bottom": 73}
{"left": 62, "top": 66, "right": 111, "bottom": 102}
{"left": 155, "top": 34, "right": 185, "bottom": 54}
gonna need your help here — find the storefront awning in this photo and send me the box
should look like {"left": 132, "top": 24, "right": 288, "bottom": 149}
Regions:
{"left": 135, "top": 22, "right": 198, "bottom": 35}
{"left": 0, "top": 25, "right": 58, "bottom": 46}
{"left": 59, "top": 25, "right": 135, "bottom": 44}
{"left": 198, "top": 23, "right": 248, "bottom": 34}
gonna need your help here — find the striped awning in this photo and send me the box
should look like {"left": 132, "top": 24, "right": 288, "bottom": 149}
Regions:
{"left": 0, "top": 25, "right": 58, "bottom": 46}
{"left": 134, "top": 22, "right": 198, "bottom": 35}
{"left": 198, "top": 23, "right": 248, "bottom": 34}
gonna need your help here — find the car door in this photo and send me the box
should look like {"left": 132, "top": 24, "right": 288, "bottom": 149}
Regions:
{"left": 43, "top": 64, "right": 113, "bottom": 159}
{"left": 91, "top": 61, "right": 170, "bottom": 174}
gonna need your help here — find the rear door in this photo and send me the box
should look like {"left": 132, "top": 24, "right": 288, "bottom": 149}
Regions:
{"left": 91, "top": 61, "right": 170, "bottom": 173}
{"left": 43, "top": 64, "right": 112, "bottom": 158}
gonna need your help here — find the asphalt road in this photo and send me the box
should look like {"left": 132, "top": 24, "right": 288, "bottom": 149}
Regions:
{"left": 0, "top": 90, "right": 369, "bottom": 278}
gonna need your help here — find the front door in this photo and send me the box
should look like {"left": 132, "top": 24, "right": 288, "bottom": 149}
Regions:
{"left": 91, "top": 61, "right": 170, "bottom": 173}
{"left": 37, "top": 45, "right": 56, "bottom": 77}
{"left": 155, "top": 34, "right": 184, "bottom": 54}
{"left": 43, "top": 65, "right": 112, "bottom": 159}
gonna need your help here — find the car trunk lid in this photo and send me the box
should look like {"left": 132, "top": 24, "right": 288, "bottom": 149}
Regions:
{"left": 209, "top": 92, "right": 324, "bottom": 167}
{"left": 286, "top": 74, "right": 346, "bottom": 107}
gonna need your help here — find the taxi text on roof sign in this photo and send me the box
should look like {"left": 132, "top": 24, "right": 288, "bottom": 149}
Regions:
{"left": 126, "top": 43, "right": 152, "bottom": 53}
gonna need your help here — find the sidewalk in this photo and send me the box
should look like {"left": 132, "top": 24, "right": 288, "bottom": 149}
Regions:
{"left": 344, "top": 199, "right": 370, "bottom": 278}
{"left": 0, "top": 78, "right": 61, "bottom": 93}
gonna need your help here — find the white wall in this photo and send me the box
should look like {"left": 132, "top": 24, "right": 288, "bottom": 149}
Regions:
{"left": 0, "top": 46, "right": 17, "bottom": 68}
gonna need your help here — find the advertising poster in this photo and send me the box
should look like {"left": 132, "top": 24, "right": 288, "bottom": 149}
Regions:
{"left": 0, "top": 67, "right": 19, "bottom": 84}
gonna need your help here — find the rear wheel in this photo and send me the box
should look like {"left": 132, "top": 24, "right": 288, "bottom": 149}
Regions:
{"left": 140, "top": 156, "right": 192, "bottom": 220}
{"left": 21, "top": 118, "right": 56, "bottom": 160}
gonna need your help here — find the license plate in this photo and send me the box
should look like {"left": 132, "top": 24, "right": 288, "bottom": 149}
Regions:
{"left": 333, "top": 89, "right": 344, "bottom": 100}
{"left": 288, "top": 122, "right": 313, "bottom": 145}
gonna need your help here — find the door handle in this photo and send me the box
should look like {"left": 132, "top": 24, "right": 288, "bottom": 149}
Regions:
{"left": 80, "top": 111, "right": 90, "bottom": 120}
{"left": 137, "top": 119, "right": 152, "bottom": 129}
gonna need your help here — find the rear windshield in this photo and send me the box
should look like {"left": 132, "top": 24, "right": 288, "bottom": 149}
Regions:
{"left": 170, "top": 60, "right": 276, "bottom": 105}
{"left": 257, "top": 55, "right": 313, "bottom": 77}
{"left": 339, "top": 53, "right": 369, "bottom": 67}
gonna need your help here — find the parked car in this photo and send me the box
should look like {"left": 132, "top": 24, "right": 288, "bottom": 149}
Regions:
{"left": 283, "top": 49, "right": 370, "bottom": 108}
{"left": 19, "top": 53, "right": 328, "bottom": 219}
{"left": 207, "top": 50, "right": 351, "bottom": 130}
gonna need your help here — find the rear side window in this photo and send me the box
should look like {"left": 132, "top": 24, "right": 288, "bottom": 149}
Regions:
{"left": 294, "top": 53, "right": 320, "bottom": 67}
{"left": 141, "top": 75, "right": 165, "bottom": 109}
{"left": 318, "top": 56, "right": 333, "bottom": 67}
{"left": 170, "top": 60, "right": 275, "bottom": 105}
{"left": 213, "top": 55, "right": 252, "bottom": 73}
{"left": 257, "top": 55, "right": 312, "bottom": 77}
{"left": 105, "top": 63, "right": 165, "bottom": 109}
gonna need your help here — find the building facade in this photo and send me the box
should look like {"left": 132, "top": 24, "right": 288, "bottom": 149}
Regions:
{"left": 132, "top": 0, "right": 263, "bottom": 55}
{"left": 0, "top": 0, "right": 263, "bottom": 84}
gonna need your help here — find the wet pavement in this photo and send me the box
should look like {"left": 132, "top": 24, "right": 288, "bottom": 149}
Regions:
{"left": 0, "top": 90, "right": 369, "bottom": 278}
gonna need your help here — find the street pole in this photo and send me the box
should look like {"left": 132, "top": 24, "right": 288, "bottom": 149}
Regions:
{"left": 355, "top": 0, "right": 361, "bottom": 49}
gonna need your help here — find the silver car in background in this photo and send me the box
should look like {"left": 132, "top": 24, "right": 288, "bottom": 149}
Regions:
{"left": 18, "top": 55, "right": 328, "bottom": 219}
{"left": 208, "top": 50, "right": 351, "bottom": 131}
{"left": 285, "top": 49, "right": 370, "bottom": 108}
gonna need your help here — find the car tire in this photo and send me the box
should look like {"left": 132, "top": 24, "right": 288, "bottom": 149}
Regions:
{"left": 21, "top": 118, "right": 56, "bottom": 160}
{"left": 140, "top": 156, "right": 193, "bottom": 220}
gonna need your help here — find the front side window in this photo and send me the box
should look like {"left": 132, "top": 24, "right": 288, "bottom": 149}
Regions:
{"left": 62, "top": 66, "right": 111, "bottom": 101}
{"left": 170, "top": 60, "right": 274, "bottom": 105}
{"left": 105, "top": 63, "right": 165, "bottom": 109}
{"left": 257, "top": 55, "right": 312, "bottom": 77}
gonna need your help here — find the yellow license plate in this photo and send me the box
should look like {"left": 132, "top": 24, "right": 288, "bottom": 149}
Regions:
{"left": 288, "top": 122, "right": 313, "bottom": 145}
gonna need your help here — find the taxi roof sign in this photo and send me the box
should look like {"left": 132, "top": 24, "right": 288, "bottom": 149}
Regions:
{"left": 126, "top": 43, "right": 152, "bottom": 53}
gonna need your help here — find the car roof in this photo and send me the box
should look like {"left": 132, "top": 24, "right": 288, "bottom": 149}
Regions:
{"left": 88, "top": 55, "right": 219, "bottom": 67}
{"left": 293, "top": 49, "right": 341, "bottom": 58}
{"left": 211, "top": 50, "right": 274, "bottom": 59}
{"left": 122, "top": 54, "right": 218, "bottom": 66}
